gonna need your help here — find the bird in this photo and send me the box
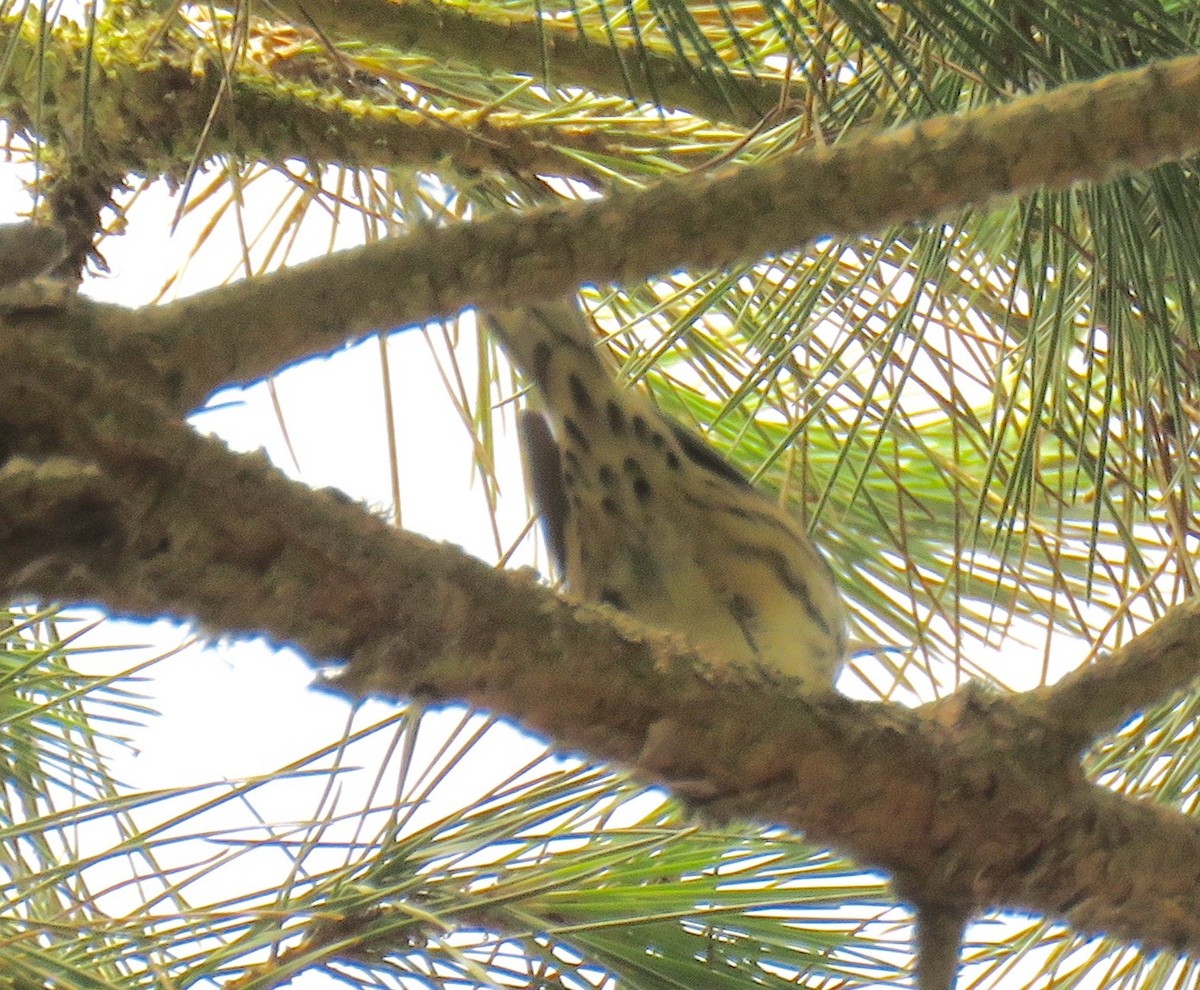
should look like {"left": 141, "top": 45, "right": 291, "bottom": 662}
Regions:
{"left": 484, "top": 298, "right": 845, "bottom": 690}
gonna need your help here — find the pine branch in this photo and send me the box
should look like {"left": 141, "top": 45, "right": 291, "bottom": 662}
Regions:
{"left": 128, "top": 53, "right": 1200, "bottom": 412}
{"left": 259, "top": 0, "right": 784, "bottom": 126}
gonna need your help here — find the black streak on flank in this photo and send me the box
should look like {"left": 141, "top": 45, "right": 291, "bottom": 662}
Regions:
{"left": 666, "top": 450, "right": 681, "bottom": 470}
{"left": 606, "top": 400, "right": 626, "bottom": 436}
{"left": 669, "top": 422, "right": 750, "bottom": 488}
{"left": 563, "top": 417, "right": 591, "bottom": 454}
{"left": 568, "top": 373, "right": 594, "bottom": 415}
{"left": 680, "top": 490, "right": 802, "bottom": 544}
{"left": 733, "top": 539, "right": 833, "bottom": 636}
{"left": 730, "top": 594, "right": 757, "bottom": 623}
{"left": 598, "top": 465, "right": 617, "bottom": 488}
{"left": 729, "top": 594, "right": 760, "bottom": 652}
{"left": 632, "top": 415, "right": 649, "bottom": 441}
{"left": 601, "top": 497, "right": 621, "bottom": 518}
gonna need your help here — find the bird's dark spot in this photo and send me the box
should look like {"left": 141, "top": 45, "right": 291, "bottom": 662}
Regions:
{"left": 568, "top": 374, "right": 594, "bottom": 415}
{"left": 601, "top": 497, "right": 621, "bottom": 517}
{"left": 606, "top": 400, "right": 626, "bottom": 435}
{"left": 563, "top": 417, "right": 590, "bottom": 454}
{"left": 651, "top": 431, "right": 666, "bottom": 449}
{"left": 730, "top": 594, "right": 757, "bottom": 623}
{"left": 666, "top": 450, "right": 681, "bottom": 470}
{"left": 632, "top": 415, "right": 648, "bottom": 441}
{"left": 621, "top": 458, "right": 651, "bottom": 501}
{"left": 563, "top": 449, "right": 580, "bottom": 472}
{"left": 598, "top": 464, "right": 617, "bottom": 487}
{"left": 531, "top": 342, "right": 552, "bottom": 384}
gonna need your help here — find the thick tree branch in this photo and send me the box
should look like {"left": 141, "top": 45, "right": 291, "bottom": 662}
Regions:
{"left": 1022, "top": 614, "right": 1200, "bottom": 749}
{"left": 123, "top": 53, "right": 1200, "bottom": 411}
{"left": 4, "top": 304, "right": 1200, "bottom": 958}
